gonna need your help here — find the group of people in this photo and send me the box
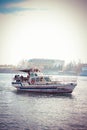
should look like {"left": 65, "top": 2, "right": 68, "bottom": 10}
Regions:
{"left": 14, "top": 74, "right": 30, "bottom": 82}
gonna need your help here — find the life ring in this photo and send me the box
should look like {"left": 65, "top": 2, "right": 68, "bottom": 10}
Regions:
{"left": 31, "top": 79, "right": 35, "bottom": 84}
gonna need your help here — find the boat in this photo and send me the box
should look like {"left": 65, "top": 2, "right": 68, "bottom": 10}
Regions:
{"left": 12, "top": 68, "right": 77, "bottom": 93}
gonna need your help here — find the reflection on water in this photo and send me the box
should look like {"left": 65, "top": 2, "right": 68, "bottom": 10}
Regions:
{"left": 0, "top": 74, "right": 87, "bottom": 130}
{"left": 14, "top": 90, "right": 73, "bottom": 98}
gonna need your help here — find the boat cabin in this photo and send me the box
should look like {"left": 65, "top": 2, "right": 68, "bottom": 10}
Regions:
{"left": 13, "top": 68, "right": 52, "bottom": 85}
{"left": 29, "top": 76, "right": 52, "bottom": 85}
{"left": 30, "top": 71, "right": 43, "bottom": 77}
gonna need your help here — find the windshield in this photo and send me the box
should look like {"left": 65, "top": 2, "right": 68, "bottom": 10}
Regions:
{"left": 44, "top": 77, "right": 51, "bottom": 82}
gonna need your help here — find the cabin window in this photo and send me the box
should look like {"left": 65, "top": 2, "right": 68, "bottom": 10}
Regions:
{"left": 36, "top": 78, "right": 39, "bottom": 82}
{"left": 44, "top": 77, "right": 51, "bottom": 82}
{"left": 35, "top": 73, "right": 37, "bottom": 76}
{"left": 31, "top": 78, "right": 35, "bottom": 82}
{"left": 30, "top": 73, "right": 35, "bottom": 77}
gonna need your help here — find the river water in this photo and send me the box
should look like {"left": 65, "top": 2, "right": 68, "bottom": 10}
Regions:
{"left": 0, "top": 74, "right": 87, "bottom": 130}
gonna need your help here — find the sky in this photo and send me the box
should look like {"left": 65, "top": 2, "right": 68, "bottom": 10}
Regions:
{"left": 0, "top": 0, "right": 87, "bottom": 65}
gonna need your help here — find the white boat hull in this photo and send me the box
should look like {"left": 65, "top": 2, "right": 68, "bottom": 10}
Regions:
{"left": 12, "top": 82, "right": 76, "bottom": 93}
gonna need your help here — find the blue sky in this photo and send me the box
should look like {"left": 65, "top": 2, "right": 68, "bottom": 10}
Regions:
{"left": 0, "top": 0, "right": 25, "bottom": 5}
{"left": 0, "top": 0, "right": 28, "bottom": 13}
{"left": 0, "top": 0, "right": 87, "bottom": 65}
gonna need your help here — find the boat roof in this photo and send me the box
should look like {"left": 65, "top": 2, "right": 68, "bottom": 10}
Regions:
{"left": 19, "top": 68, "right": 40, "bottom": 73}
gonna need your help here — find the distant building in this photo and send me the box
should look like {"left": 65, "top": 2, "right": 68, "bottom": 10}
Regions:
{"left": 80, "top": 64, "right": 87, "bottom": 76}
{"left": 29, "top": 58, "right": 64, "bottom": 68}
{"left": 0, "top": 65, "right": 17, "bottom": 73}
